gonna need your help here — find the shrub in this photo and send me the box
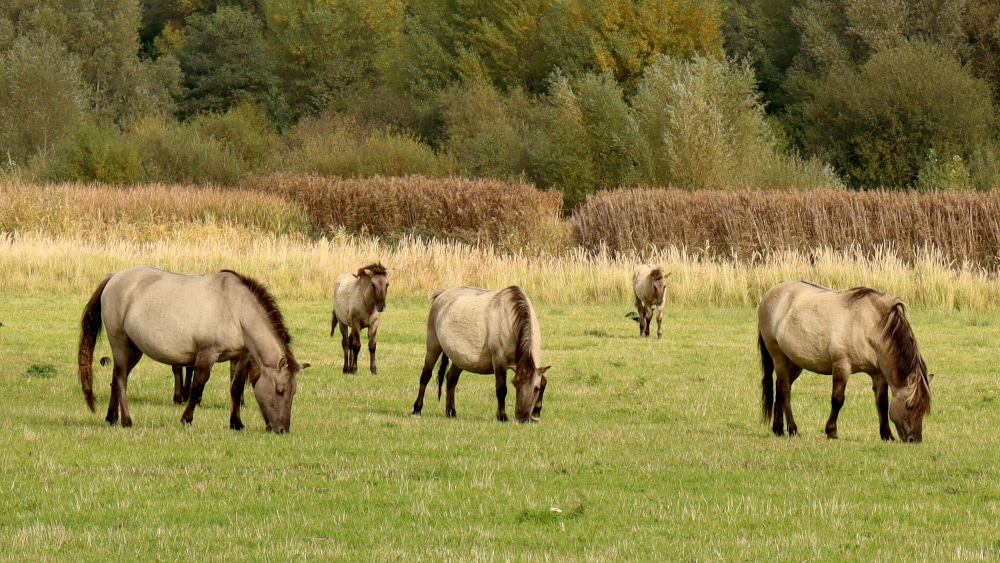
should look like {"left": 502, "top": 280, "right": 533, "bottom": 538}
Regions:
{"left": 189, "top": 104, "right": 281, "bottom": 172}
{"left": 438, "top": 82, "right": 527, "bottom": 180}
{"left": 29, "top": 121, "right": 142, "bottom": 184}
{"left": 134, "top": 118, "right": 245, "bottom": 184}
{"left": 283, "top": 115, "right": 450, "bottom": 178}
{"left": 797, "top": 41, "right": 997, "bottom": 189}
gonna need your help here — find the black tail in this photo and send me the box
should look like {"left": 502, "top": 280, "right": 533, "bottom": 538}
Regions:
{"left": 79, "top": 275, "right": 112, "bottom": 412}
{"left": 436, "top": 354, "right": 449, "bottom": 401}
{"left": 331, "top": 309, "right": 338, "bottom": 337}
{"left": 759, "top": 333, "right": 774, "bottom": 422}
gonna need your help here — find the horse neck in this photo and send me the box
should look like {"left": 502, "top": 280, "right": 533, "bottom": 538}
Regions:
{"left": 359, "top": 276, "right": 376, "bottom": 309}
{"left": 239, "top": 299, "right": 287, "bottom": 368}
{"left": 875, "top": 321, "right": 923, "bottom": 390}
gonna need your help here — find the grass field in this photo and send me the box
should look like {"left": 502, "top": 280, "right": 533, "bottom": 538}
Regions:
{"left": 3, "top": 291, "right": 1000, "bottom": 561}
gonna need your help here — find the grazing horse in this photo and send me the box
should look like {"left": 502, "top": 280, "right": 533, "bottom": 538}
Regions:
{"left": 331, "top": 263, "right": 389, "bottom": 374}
{"left": 758, "top": 281, "right": 932, "bottom": 442}
{"left": 411, "top": 286, "right": 549, "bottom": 422}
{"left": 632, "top": 265, "right": 670, "bottom": 339}
{"left": 78, "top": 267, "right": 308, "bottom": 432}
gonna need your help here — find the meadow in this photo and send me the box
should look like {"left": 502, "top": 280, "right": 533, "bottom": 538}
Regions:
{"left": 3, "top": 239, "right": 1000, "bottom": 560}
{"left": 4, "top": 179, "right": 1000, "bottom": 560}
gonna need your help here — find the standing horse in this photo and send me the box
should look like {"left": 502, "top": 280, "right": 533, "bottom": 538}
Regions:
{"left": 632, "top": 265, "right": 670, "bottom": 339}
{"left": 78, "top": 267, "right": 308, "bottom": 432}
{"left": 411, "top": 286, "right": 549, "bottom": 422}
{"left": 331, "top": 263, "right": 389, "bottom": 374}
{"left": 758, "top": 281, "right": 932, "bottom": 442}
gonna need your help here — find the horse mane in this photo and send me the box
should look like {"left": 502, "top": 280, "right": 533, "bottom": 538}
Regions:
{"left": 220, "top": 270, "right": 292, "bottom": 350}
{"left": 844, "top": 286, "right": 883, "bottom": 303}
{"left": 879, "top": 301, "right": 931, "bottom": 417}
{"left": 649, "top": 267, "right": 663, "bottom": 280}
{"left": 501, "top": 286, "right": 536, "bottom": 378}
{"left": 356, "top": 262, "right": 388, "bottom": 277}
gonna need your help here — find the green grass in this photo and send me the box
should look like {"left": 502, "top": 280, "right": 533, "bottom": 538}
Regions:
{"left": 2, "top": 293, "right": 1000, "bottom": 560}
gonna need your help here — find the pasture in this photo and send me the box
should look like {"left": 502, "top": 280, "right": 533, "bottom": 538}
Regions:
{"left": 3, "top": 292, "right": 1000, "bottom": 560}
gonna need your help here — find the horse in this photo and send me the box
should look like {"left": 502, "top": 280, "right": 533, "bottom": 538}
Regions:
{"left": 632, "top": 265, "right": 670, "bottom": 339}
{"left": 758, "top": 281, "right": 932, "bottom": 442}
{"left": 411, "top": 286, "right": 549, "bottom": 423}
{"left": 331, "top": 263, "right": 389, "bottom": 374}
{"left": 78, "top": 266, "right": 308, "bottom": 433}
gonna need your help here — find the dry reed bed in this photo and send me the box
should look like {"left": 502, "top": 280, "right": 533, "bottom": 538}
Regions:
{"left": 0, "top": 182, "right": 310, "bottom": 239}
{"left": 242, "top": 173, "right": 567, "bottom": 252}
{"left": 573, "top": 188, "right": 1000, "bottom": 267}
{"left": 3, "top": 230, "right": 999, "bottom": 311}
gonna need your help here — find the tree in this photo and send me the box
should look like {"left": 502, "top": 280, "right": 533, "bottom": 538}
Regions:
{"left": 174, "top": 5, "right": 282, "bottom": 120}
{"left": 0, "top": 32, "right": 86, "bottom": 162}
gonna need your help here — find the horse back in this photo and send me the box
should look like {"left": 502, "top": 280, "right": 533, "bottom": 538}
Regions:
{"left": 102, "top": 267, "right": 246, "bottom": 365}
{"left": 759, "top": 281, "right": 890, "bottom": 374}
{"left": 429, "top": 286, "right": 522, "bottom": 374}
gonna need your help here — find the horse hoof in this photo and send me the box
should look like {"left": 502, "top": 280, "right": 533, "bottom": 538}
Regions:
{"left": 181, "top": 417, "right": 193, "bottom": 426}
{"left": 772, "top": 427, "right": 784, "bottom": 437}
{"left": 881, "top": 434, "right": 895, "bottom": 442}
{"left": 497, "top": 414, "right": 509, "bottom": 422}
{"left": 172, "top": 395, "right": 184, "bottom": 405}
{"left": 230, "top": 421, "right": 245, "bottom": 431}
{"left": 446, "top": 409, "right": 456, "bottom": 418}
{"left": 826, "top": 433, "right": 838, "bottom": 440}
{"left": 121, "top": 418, "right": 133, "bottom": 428}
{"left": 410, "top": 411, "right": 421, "bottom": 418}
{"left": 788, "top": 427, "right": 798, "bottom": 437}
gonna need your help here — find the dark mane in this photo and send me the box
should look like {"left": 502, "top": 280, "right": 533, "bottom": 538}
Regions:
{"left": 501, "top": 286, "right": 536, "bottom": 378}
{"left": 356, "top": 262, "right": 388, "bottom": 277}
{"left": 879, "top": 301, "right": 931, "bottom": 417}
{"left": 220, "top": 270, "right": 292, "bottom": 351}
{"left": 844, "top": 286, "right": 883, "bottom": 303}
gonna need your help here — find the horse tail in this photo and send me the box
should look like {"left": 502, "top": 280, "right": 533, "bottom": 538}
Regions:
{"left": 759, "top": 333, "right": 774, "bottom": 422}
{"left": 437, "top": 354, "right": 449, "bottom": 401}
{"left": 79, "top": 274, "right": 112, "bottom": 412}
{"left": 330, "top": 308, "right": 338, "bottom": 337}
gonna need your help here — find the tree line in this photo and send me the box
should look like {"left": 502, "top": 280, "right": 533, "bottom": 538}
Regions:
{"left": 1, "top": 0, "right": 997, "bottom": 206}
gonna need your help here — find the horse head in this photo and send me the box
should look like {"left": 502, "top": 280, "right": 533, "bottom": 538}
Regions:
{"left": 888, "top": 373, "right": 933, "bottom": 443}
{"left": 254, "top": 357, "right": 309, "bottom": 434}
{"left": 650, "top": 268, "right": 670, "bottom": 305}
{"left": 361, "top": 264, "right": 390, "bottom": 312}
{"left": 512, "top": 365, "right": 550, "bottom": 423}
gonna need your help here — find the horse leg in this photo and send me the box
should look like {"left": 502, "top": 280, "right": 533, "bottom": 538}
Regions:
{"left": 783, "top": 364, "right": 802, "bottom": 436}
{"left": 871, "top": 373, "right": 894, "bottom": 441}
{"left": 172, "top": 366, "right": 185, "bottom": 404}
{"left": 182, "top": 353, "right": 217, "bottom": 425}
{"left": 493, "top": 358, "right": 509, "bottom": 422}
{"left": 228, "top": 357, "right": 251, "bottom": 431}
{"left": 634, "top": 298, "right": 646, "bottom": 337}
{"left": 109, "top": 344, "right": 143, "bottom": 427}
{"left": 338, "top": 321, "right": 351, "bottom": 373}
{"left": 444, "top": 364, "right": 462, "bottom": 418}
{"left": 183, "top": 366, "right": 193, "bottom": 402}
{"left": 655, "top": 305, "right": 663, "bottom": 340}
{"left": 349, "top": 321, "right": 363, "bottom": 374}
{"left": 368, "top": 316, "right": 380, "bottom": 375}
{"left": 771, "top": 355, "right": 794, "bottom": 436}
{"left": 412, "top": 344, "right": 441, "bottom": 416}
{"left": 825, "top": 362, "right": 851, "bottom": 439}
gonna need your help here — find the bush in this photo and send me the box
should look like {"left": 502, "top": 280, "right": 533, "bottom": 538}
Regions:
{"left": 189, "top": 104, "right": 281, "bottom": 172}
{"left": 438, "top": 82, "right": 527, "bottom": 180}
{"left": 29, "top": 121, "right": 142, "bottom": 184}
{"left": 134, "top": 118, "right": 245, "bottom": 184}
{"left": 797, "top": 41, "right": 997, "bottom": 189}
{"left": 283, "top": 115, "right": 451, "bottom": 178}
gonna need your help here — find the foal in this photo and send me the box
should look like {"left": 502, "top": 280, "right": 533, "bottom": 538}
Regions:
{"left": 632, "top": 265, "right": 670, "bottom": 339}
{"left": 331, "top": 263, "right": 390, "bottom": 374}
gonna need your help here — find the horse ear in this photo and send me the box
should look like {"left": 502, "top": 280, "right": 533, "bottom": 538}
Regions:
{"left": 278, "top": 357, "right": 288, "bottom": 371}
{"left": 664, "top": 272, "right": 672, "bottom": 279}
{"left": 300, "top": 362, "right": 311, "bottom": 370}
{"left": 906, "top": 373, "right": 919, "bottom": 387}
{"left": 538, "top": 365, "right": 551, "bottom": 375}
{"left": 362, "top": 268, "right": 373, "bottom": 277}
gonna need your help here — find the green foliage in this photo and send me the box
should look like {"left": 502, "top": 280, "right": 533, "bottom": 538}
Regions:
{"left": 174, "top": 5, "right": 284, "bottom": 121}
{"left": 797, "top": 41, "right": 996, "bottom": 189}
{"left": 190, "top": 104, "right": 281, "bottom": 173}
{"left": 2, "top": 0, "right": 178, "bottom": 126}
{"left": 262, "top": 0, "right": 404, "bottom": 117}
{"left": 133, "top": 118, "right": 246, "bottom": 184}
{"left": 32, "top": 120, "right": 143, "bottom": 184}
{"left": 390, "top": 0, "right": 723, "bottom": 98}
{"left": 0, "top": 33, "right": 86, "bottom": 162}
{"left": 24, "top": 363, "right": 56, "bottom": 378}
{"left": 283, "top": 115, "right": 450, "bottom": 178}
{"left": 438, "top": 82, "right": 528, "bottom": 179}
